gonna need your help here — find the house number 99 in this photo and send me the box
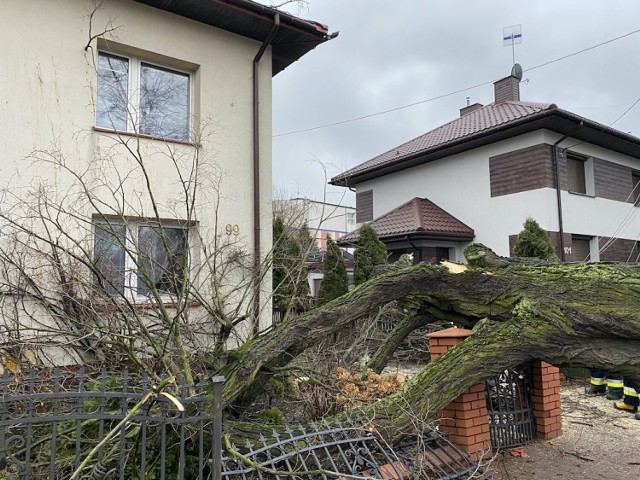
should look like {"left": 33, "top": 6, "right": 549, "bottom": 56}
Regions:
{"left": 226, "top": 224, "right": 240, "bottom": 235}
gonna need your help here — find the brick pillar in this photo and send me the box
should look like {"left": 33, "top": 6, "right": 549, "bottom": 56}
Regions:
{"left": 531, "top": 361, "right": 562, "bottom": 439}
{"left": 427, "top": 328, "right": 490, "bottom": 461}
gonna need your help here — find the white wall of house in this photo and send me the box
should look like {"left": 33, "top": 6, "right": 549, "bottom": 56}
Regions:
{"left": 281, "top": 199, "right": 357, "bottom": 250}
{"left": 1, "top": 0, "right": 275, "bottom": 352}
{"left": 357, "top": 129, "right": 640, "bottom": 260}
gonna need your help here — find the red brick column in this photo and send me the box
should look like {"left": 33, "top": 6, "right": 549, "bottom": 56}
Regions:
{"left": 531, "top": 361, "right": 562, "bottom": 440}
{"left": 427, "top": 328, "right": 490, "bottom": 461}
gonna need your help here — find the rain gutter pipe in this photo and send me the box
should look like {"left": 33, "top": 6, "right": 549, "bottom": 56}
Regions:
{"left": 404, "top": 235, "right": 421, "bottom": 263}
{"left": 553, "top": 121, "right": 583, "bottom": 262}
{"left": 252, "top": 14, "right": 280, "bottom": 333}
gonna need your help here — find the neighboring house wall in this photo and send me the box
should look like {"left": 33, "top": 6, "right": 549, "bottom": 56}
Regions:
{"left": 1, "top": 0, "right": 275, "bottom": 355}
{"left": 355, "top": 129, "right": 640, "bottom": 261}
{"left": 282, "top": 199, "right": 357, "bottom": 250}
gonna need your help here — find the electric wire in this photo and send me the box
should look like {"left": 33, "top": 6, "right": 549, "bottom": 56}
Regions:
{"left": 274, "top": 27, "right": 640, "bottom": 138}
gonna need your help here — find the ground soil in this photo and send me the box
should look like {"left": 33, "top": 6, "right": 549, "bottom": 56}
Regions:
{"left": 490, "top": 379, "right": 640, "bottom": 479}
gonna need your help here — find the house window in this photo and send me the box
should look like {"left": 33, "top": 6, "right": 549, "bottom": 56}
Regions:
{"left": 346, "top": 212, "right": 356, "bottom": 229}
{"left": 97, "top": 52, "right": 191, "bottom": 141}
{"left": 566, "top": 153, "right": 586, "bottom": 194}
{"left": 93, "top": 219, "right": 189, "bottom": 299}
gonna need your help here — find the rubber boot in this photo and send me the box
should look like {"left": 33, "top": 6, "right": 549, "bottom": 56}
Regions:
{"left": 614, "top": 401, "right": 638, "bottom": 413}
{"left": 587, "top": 385, "right": 606, "bottom": 395}
{"left": 606, "top": 387, "right": 624, "bottom": 400}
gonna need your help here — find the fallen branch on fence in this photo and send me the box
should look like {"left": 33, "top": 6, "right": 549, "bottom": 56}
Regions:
{"left": 69, "top": 376, "right": 183, "bottom": 480}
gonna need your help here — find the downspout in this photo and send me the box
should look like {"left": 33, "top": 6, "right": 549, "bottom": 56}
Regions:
{"left": 404, "top": 235, "right": 421, "bottom": 263}
{"left": 552, "top": 121, "right": 583, "bottom": 262}
{"left": 253, "top": 14, "right": 280, "bottom": 333}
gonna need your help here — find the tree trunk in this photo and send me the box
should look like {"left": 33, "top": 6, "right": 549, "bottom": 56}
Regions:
{"left": 220, "top": 245, "right": 640, "bottom": 424}
{"left": 365, "top": 310, "right": 430, "bottom": 374}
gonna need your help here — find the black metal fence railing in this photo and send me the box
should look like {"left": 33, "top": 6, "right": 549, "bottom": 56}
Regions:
{"left": 485, "top": 366, "right": 536, "bottom": 450}
{"left": 0, "top": 367, "right": 223, "bottom": 480}
{"left": 221, "top": 418, "right": 490, "bottom": 480}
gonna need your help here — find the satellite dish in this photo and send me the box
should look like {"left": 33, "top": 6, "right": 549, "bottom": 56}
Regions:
{"left": 511, "top": 63, "right": 523, "bottom": 80}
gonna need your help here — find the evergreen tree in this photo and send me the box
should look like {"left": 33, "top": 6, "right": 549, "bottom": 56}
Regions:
{"left": 513, "top": 217, "right": 558, "bottom": 260}
{"left": 273, "top": 217, "right": 310, "bottom": 313}
{"left": 353, "top": 223, "right": 388, "bottom": 285}
{"left": 317, "top": 236, "right": 349, "bottom": 306}
{"left": 297, "top": 221, "right": 319, "bottom": 258}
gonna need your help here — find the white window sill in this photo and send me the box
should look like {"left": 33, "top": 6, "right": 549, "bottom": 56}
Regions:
{"left": 93, "top": 127, "right": 200, "bottom": 148}
{"left": 568, "top": 191, "right": 595, "bottom": 198}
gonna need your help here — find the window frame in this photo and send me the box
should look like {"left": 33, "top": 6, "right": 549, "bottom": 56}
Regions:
{"left": 93, "top": 218, "right": 192, "bottom": 302}
{"left": 565, "top": 152, "right": 594, "bottom": 196}
{"left": 96, "top": 51, "right": 193, "bottom": 142}
{"left": 632, "top": 171, "right": 640, "bottom": 206}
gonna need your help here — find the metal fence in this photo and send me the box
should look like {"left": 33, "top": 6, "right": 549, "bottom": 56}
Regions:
{"left": 221, "top": 418, "right": 489, "bottom": 479}
{"left": 485, "top": 366, "right": 536, "bottom": 450}
{"left": 0, "top": 367, "right": 223, "bottom": 480}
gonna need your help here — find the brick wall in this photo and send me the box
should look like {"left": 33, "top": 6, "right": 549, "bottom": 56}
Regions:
{"left": 427, "top": 328, "right": 490, "bottom": 461}
{"left": 531, "top": 361, "right": 563, "bottom": 440}
{"left": 428, "top": 329, "right": 564, "bottom": 457}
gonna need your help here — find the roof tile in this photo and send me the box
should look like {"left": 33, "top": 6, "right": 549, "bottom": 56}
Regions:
{"left": 340, "top": 197, "right": 474, "bottom": 244}
{"left": 333, "top": 101, "right": 555, "bottom": 183}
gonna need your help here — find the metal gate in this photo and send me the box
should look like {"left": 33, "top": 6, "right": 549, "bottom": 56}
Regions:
{"left": 485, "top": 366, "right": 536, "bottom": 450}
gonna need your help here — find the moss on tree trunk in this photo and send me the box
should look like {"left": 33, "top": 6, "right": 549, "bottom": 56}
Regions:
{"left": 220, "top": 245, "right": 640, "bottom": 433}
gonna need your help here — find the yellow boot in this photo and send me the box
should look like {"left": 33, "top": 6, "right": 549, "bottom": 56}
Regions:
{"left": 614, "top": 401, "right": 638, "bottom": 413}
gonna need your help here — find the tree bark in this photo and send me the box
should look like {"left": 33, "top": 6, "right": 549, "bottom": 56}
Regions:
{"left": 220, "top": 245, "right": 640, "bottom": 425}
{"left": 365, "top": 310, "right": 430, "bottom": 374}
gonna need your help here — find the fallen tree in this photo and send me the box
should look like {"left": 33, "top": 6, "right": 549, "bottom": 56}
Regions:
{"left": 221, "top": 244, "right": 640, "bottom": 438}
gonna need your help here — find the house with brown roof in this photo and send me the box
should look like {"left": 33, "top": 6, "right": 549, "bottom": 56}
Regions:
{"left": 332, "top": 69, "right": 640, "bottom": 263}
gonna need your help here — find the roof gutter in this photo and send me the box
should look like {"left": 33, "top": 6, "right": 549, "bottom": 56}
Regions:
{"left": 331, "top": 107, "right": 640, "bottom": 187}
{"left": 252, "top": 13, "right": 279, "bottom": 333}
{"left": 553, "top": 121, "right": 583, "bottom": 262}
{"left": 404, "top": 235, "right": 422, "bottom": 263}
{"left": 224, "top": 0, "right": 328, "bottom": 36}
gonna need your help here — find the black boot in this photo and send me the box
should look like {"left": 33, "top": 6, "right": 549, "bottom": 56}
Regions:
{"left": 606, "top": 387, "right": 623, "bottom": 400}
{"left": 587, "top": 385, "right": 606, "bottom": 396}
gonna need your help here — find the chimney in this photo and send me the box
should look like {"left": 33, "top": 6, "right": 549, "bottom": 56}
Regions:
{"left": 494, "top": 75, "right": 520, "bottom": 103}
{"left": 460, "top": 103, "right": 483, "bottom": 117}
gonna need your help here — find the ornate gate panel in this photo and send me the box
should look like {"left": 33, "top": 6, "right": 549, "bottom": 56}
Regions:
{"left": 485, "top": 366, "right": 536, "bottom": 450}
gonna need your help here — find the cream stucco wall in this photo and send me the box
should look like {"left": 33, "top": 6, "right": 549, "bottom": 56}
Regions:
{"left": 357, "top": 130, "right": 640, "bottom": 260}
{"left": 1, "top": 0, "right": 275, "bottom": 351}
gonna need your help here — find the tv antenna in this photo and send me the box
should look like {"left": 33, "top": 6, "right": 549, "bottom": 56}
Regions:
{"left": 503, "top": 24, "right": 522, "bottom": 66}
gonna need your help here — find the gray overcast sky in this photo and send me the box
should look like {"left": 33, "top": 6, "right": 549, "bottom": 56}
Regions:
{"left": 265, "top": 1, "right": 640, "bottom": 207}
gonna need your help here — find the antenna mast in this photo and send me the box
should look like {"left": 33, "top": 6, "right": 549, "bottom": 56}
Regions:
{"left": 503, "top": 24, "right": 522, "bottom": 66}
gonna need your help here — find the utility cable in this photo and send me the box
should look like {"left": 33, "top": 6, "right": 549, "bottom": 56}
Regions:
{"left": 274, "top": 27, "right": 640, "bottom": 138}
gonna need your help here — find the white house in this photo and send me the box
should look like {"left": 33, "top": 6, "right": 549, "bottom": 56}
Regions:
{"left": 278, "top": 198, "right": 357, "bottom": 250}
{"left": 0, "top": 0, "right": 333, "bottom": 364}
{"left": 332, "top": 69, "right": 640, "bottom": 264}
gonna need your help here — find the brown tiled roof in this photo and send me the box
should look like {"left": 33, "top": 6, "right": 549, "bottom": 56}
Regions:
{"left": 332, "top": 101, "right": 555, "bottom": 185}
{"left": 338, "top": 198, "right": 474, "bottom": 245}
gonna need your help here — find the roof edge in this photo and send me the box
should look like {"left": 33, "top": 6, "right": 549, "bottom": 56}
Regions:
{"left": 331, "top": 106, "right": 640, "bottom": 187}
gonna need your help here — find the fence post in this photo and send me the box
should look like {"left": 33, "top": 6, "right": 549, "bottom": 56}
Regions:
{"left": 211, "top": 376, "right": 225, "bottom": 480}
{"left": 426, "top": 327, "right": 490, "bottom": 461}
{"left": 530, "top": 361, "right": 562, "bottom": 440}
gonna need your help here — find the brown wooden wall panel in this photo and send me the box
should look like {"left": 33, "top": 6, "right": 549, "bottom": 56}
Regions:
{"left": 593, "top": 159, "right": 634, "bottom": 203}
{"left": 511, "top": 231, "right": 639, "bottom": 262}
{"left": 356, "top": 190, "right": 373, "bottom": 223}
{"left": 598, "top": 237, "right": 639, "bottom": 262}
{"left": 490, "top": 144, "right": 554, "bottom": 197}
